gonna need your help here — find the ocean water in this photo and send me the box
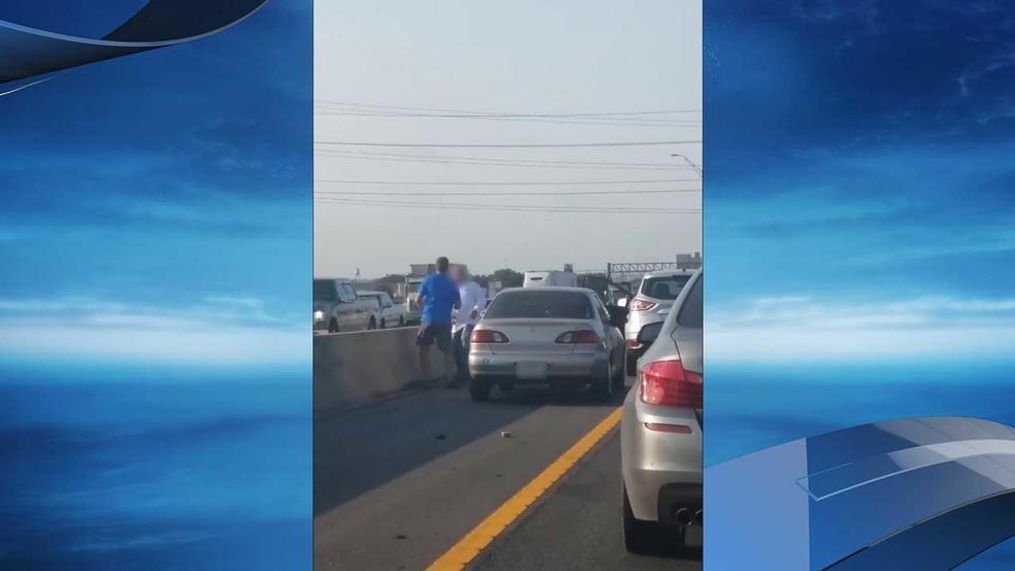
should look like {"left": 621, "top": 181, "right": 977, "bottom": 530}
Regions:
{"left": 706, "top": 362, "right": 1015, "bottom": 569}
{"left": 0, "top": 363, "right": 311, "bottom": 570}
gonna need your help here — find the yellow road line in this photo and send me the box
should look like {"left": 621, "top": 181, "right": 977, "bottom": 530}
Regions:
{"left": 426, "top": 406, "right": 624, "bottom": 571}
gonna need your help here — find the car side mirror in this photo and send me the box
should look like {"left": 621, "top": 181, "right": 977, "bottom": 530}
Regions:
{"left": 637, "top": 322, "right": 663, "bottom": 345}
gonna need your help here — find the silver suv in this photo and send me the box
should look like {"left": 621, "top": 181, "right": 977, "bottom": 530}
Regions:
{"left": 624, "top": 270, "right": 695, "bottom": 375}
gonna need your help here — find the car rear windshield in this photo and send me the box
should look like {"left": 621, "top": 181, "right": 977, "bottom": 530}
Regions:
{"left": 640, "top": 275, "right": 691, "bottom": 300}
{"left": 484, "top": 291, "right": 593, "bottom": 319}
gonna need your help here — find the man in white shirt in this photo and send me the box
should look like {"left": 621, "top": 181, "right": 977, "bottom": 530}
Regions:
{"left": 451, "top": 265, "right": 487, "bottom": 384}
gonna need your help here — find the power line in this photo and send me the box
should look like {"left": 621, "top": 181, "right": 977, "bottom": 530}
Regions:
{"left": 312, "top": 188, "right": 702, "bottom": 197}
{"left": 316, "top": 149, "right": 689, "bottom": 171}
{"left": 312, "top": 177, "right": 698, "bottom": 186}
{"left": 315, "top": 111, "right": 700, "bottom": 128}
{"left": 314, "top": 99, "right": 701, "bottom": 117}
{"left": 314, "top": 106, "right": 699, "bottom": 127}
{"left": 315, "top": 111, "right": 699, "bottom": 123}
{"left": 314, "top": 197, "right": 700, "bottom": 214}
{"left": 314, "top": 139, "right": 701, "bottom": 148}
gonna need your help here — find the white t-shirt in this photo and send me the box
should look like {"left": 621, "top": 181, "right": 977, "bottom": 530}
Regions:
{"left": 453, "top": 280, "right": 487, "bottom": 332}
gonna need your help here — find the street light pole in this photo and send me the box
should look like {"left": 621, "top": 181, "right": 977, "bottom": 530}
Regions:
{"left": 671, "top": 153, "right": 703, "bottom": 178}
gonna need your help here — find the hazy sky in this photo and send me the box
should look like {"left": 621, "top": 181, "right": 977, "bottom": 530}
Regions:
{"left": 314, "top": 0, "right": 701, "bottom": 278}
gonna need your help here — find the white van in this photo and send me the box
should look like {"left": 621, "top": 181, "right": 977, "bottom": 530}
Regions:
{"left": 523, "top": 270, "right": 578, "bottom": 288}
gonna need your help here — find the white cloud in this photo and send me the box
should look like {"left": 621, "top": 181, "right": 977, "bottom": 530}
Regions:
{"left": 2, "top": 325, "right": 307, "bottom": 366}
{"left": 708, "top": 294, "right": 1015, "bottom": 362}
{"left": 0, "top": 296, "right": 307, "bottom": 365}
{"left": 0, "top": 296, "right": 291, "bottom": 326}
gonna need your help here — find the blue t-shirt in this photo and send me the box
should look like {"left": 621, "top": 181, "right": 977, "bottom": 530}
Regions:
{"left": 419, "top": 272, "right": 460, "bottom": 325}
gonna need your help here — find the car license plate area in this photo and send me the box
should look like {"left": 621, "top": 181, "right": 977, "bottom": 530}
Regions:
{"left": 515, "top": 361, "right": 548, "bottom": 380}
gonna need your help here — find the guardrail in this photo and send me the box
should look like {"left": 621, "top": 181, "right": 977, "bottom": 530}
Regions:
{"left": 314, "top": 327, "right": 448, "bottom": 417}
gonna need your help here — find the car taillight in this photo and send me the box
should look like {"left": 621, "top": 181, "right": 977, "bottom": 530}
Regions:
{"left": 472, "top": 329, "right": 509, "bottom": 343}
{"left": 555, "top": 330, "right": 600, "bottom": 344}
{"left": 628, "top": 298, "right": 657, "bottom": 311}
{"left": 639, "top": 359, "right": 702, "bottom": 408}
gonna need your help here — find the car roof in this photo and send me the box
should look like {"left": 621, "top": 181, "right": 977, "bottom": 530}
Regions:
{"left": 315, "top": 277, "right": 353, "bottom": 282}
{"left": 357, "top": 290, "right": 385, "bottom": 296}
{"left": 499, "top": 286, "right": 595, "bottom": 295}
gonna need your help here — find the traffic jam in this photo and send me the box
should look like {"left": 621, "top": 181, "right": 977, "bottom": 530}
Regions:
{"left": 313, "top": 262, "right": 702, "bottom": 556}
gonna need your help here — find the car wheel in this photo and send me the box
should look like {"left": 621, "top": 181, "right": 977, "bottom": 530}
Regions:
{"left": 328, "top": 318, "right": 339, "bottom": 334}
{"left": 399, "top": 316, "right": 405, "bottom": 327}
{"left": 612, "top": 350, "right": 626, "bottom": 389}
{"left": 368, "top": 317, "right": 377, "bottom": 330}
{"left": 470, "top": 377, "right": 491, "bottom": 402}
{"left": 591, "top": 366, "right": 613, "bottom": 401}
{"left": 380, "top": 318, "right": 386, "bottom": 329}
{"left": 623, "top": 482, "right": 666, "bottom": 554}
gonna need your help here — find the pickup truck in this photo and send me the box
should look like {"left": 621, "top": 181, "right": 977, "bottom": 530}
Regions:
{"left": 313, "top": 278, "right": 378, "bottom": 333}
{"left": 402, "top": 276, "right": 423, "bottom": 324}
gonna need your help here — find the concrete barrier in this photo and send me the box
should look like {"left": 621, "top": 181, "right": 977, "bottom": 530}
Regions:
{"left": 314, "top": 327, "right": 449, "bottom": 417}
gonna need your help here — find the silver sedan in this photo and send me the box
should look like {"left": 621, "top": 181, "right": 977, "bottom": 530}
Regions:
{"left": 621, "top": 270, "right": 702, "bottom": 552}
{"left": 468, "top": 287, "right": 626, "bottom": 402}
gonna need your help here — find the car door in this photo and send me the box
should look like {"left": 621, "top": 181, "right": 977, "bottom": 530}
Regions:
{"left": 385, "top": 293, "right": 401, "bottom": 322}
{"left": 349, "top": 284, "right": 371, "bottom": 329}
{"left": 361, "top": 295, "right": 378, "bottom": 325}
{"left": 378, "top": 293, "right": 392, "bottom": 322}
{"left": 593, "top": 295, "right": 623, "bottom": 369}
{"left": 335, "top": 282, "right": 359, "bottom": 330}
{"left": 604, "top": 297, "right": 625, "bottom": 348}
{"left": 369, "top": 295, "right": 383, "bottom": 325}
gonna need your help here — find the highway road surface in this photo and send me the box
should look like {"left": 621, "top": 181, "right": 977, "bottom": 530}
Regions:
{"left": 314, "top": 377, "right": 702, "bottom": 570}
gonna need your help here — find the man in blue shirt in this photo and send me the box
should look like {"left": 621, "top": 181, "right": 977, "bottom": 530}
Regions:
{"left": 417, "top": 256, "right": 461, "bottom": 386}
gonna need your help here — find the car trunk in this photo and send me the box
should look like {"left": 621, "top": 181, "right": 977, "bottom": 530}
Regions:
{"left": 479, "top": 318, "right": 594, "bottom": 355}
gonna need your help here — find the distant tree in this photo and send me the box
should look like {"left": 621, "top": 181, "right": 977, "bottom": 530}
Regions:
{"left": 485, "top": 268, "right": 523, "bottom": 288}
{"left": 354, "top": 273, "right": 405, "bottom": 295}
